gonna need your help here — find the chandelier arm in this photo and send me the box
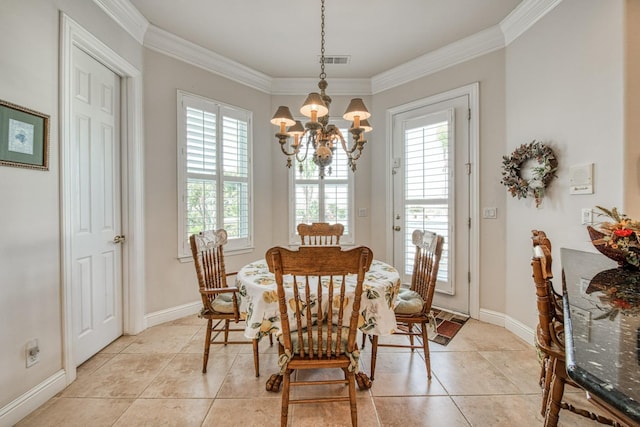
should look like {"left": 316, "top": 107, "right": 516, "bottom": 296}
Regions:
{"left": 335, "top": 129, "right": 361, "bottom": 157}
{"left": 275, "top": 134, "right": 301, "bottom": 157}
{"left": 295, "top": 130, "right": 312, "bottom": 163}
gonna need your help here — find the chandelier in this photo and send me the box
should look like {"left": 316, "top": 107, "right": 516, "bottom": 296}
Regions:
{"left": 270, "top": 0, "right": 372, "bottom": 178}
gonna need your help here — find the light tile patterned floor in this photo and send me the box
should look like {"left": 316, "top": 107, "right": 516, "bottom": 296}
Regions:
{"left": 17, "top": 316, "right": 606, "bottom": 426}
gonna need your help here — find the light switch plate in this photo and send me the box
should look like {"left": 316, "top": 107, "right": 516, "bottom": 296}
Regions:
{"left": 482, "top": 207, "right": 497, "bottom": 219}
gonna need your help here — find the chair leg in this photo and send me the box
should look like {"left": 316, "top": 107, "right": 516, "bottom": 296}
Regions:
{"left": 223, "top": 319, "right": 230, "bottom": 344}
{"left": 544, "top": 358, "right": 565, "bottom": 427}
{"left": 370, "top": 335, "right": 379, "bottom": 380}
{"left": 269, "top": 332, "right": 274, "bottom": 346}
{"left": 408, "top": 323, "right": 415, "bottom": 350}
{"left": 420, "top": 321, "right": 431, "bottom": 379}
{"left": 281, "top": 370, "right": 291, "bottom": 427}
{"left": 541, "top": 356, "right": 552, "bottom": 417}
{"left": 202, "top": 318, "right": 213, "bottom": 373}
{"left": 253, "top": 338, "right": 260, "bottom": 377}
{"left": 345, "top": 368, "right": 358, "bottom": 427}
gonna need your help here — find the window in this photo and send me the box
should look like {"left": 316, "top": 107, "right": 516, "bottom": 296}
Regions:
{"left": 177, "top": 91, "right": 252, "bottom": 258}
{"left": 403, "top": 110, "right": 451, "bottom": 283}
{"left": 290, "top": 120, "right": 354, "bottom": 244}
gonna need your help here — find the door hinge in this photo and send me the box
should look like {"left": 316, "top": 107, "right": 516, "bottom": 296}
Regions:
{"left": 465, "top": 163, "right": 471, "bottom": 175}
{"left": 468, "top": 271, "right": 471, "bottom": 283}
{"left": 468, "top": 108, "right": 471, "bottom": 121}
{"left": 468, "top": 217, "right": 471, "bottom": 228}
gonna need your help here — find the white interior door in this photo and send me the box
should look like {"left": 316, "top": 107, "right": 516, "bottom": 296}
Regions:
{"left": 71, "top": 46, "right": 123, "bottom": 365}
{"left": 392, "top": 94, "right": 470, "bottom": 314}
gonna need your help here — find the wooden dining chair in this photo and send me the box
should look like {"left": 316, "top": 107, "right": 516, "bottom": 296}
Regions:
{"left": 531, "top": 230, "right": 618, "bottom": 427}
{"left": 266, "top": 245, "right": 373, "bottom": 427}
{"left": 297, "top": 222, "right": 344, "bottom": 245}
{"left": 190, "top": 229, "right": 260, "bottom": 376}
{"left": 366, "top": 229, "right": 444, "bottom": 381}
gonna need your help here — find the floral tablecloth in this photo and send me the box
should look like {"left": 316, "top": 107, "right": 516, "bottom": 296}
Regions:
{"left": 237, "top": 259, "right": 401, "bottom": 340}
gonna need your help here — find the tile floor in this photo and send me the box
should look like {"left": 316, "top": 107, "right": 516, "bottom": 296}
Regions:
{"left": 17, "top": 316, "right": 606, "bottom": 426}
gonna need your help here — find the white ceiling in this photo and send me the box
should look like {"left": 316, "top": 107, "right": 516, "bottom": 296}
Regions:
{"left": 128, "top": 0, "right": 523, "bottom": 79}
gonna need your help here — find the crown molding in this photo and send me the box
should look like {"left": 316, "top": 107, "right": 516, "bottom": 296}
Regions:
{"left": 92, "top": 0, "right": 148, "bottom": 44}
{"left": 144, "top": 25, "right": 273, "bottom": 94}
{"left": 500, "top": 0, "right": 564, "bottom": 45}
{"left": 271, "top": 78, "right": 372, "bottom": 96}
{"left": 371, "top": 25, "right": 505, "bottom": 94}
{"left": 95, "top": 0, "right": 562, "bottom": 95}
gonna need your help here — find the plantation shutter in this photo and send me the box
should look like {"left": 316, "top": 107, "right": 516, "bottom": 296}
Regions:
{"left": 179, "top": 92, "right": 252, "bottom": 257}
{"left": 403, "top": 110, "right": 452, "bottom": 282}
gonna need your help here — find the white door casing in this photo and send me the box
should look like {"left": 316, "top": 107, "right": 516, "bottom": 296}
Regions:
{"left": 71, "top": 46, "right": 122, "bottom": 365}
{"left": 387, "top": 83, "right": 479, "bottom": 317}
{"left": 61, "top": 14, "right": 145, "bottom": 384}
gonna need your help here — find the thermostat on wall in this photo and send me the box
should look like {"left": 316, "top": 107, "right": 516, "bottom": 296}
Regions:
{"left": 569, "top": 163, "right": 594, "bottom": 195}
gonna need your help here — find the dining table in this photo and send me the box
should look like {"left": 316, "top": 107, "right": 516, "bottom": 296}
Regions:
{"left": 235, "top": 255, "right": 401, "bottom": 390}
{"left": 561, "top": 248, "right": 640, "bottom": 426}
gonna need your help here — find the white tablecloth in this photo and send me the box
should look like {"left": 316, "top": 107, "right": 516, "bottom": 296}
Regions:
{"left": 236, "top": 259, "right": 401, "bottom": 340}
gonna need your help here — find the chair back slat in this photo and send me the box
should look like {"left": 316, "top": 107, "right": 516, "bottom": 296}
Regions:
{"left": 410, "top": 230, "right": 444, "bottom": 313}
{"left": 267, "top": 245, "right": 372, "bottom": 360}
{"left": 298, "top": 222, "right": 345, "bottom": 246}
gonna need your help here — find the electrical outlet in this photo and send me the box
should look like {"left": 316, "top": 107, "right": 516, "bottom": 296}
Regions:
{"left": 26, "top": 339, "right": 40, "bottom": 368}
{"left": 581, "top": 208, "right": 593, "bottom": 225}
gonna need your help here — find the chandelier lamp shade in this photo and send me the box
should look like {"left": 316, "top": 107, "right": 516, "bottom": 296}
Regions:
{"left": 270, "top": 0, "right": 372, "bottom": 178}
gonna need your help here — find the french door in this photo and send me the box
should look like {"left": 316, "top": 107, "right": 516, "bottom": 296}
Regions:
{"left": 392, "top": 93, "right": 470, "bottom": 314}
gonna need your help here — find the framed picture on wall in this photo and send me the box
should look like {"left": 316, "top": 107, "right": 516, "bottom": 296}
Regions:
{"left": 0, "top": 99, "right": 49, "bottom": 171}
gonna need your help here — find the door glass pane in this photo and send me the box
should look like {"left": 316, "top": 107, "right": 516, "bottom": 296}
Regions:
{"left": 404, "top": 115, "right": 450, "bottom": 282}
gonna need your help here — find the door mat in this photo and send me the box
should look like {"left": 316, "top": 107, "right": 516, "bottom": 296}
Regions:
{"left": 428, "top": 308, "right": 469, "bottom": 346}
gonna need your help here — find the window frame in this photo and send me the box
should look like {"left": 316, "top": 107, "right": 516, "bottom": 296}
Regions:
{"left": 288, "top": 118, "right": 355, "bottom": 245}
{"left": 177, "top": 90, "right": 253, "bottom": 260}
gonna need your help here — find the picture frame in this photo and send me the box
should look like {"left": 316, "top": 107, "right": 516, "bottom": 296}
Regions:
{"left": 0, "top": 99, "right": 49, "bottom": 171}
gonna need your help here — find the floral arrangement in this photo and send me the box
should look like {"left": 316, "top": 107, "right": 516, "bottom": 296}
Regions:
{"left": 591, "top": 206, "right": 640, "bottom": 268}
{"left": 500, "top": 141, "right": 558, "bottom": 208}
{"left": 588, "top": 268, "right": 640, "bottom": 319}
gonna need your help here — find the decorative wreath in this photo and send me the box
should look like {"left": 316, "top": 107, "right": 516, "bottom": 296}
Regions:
{"left": 500, "top": 140, "right": 558, "bottom": 208}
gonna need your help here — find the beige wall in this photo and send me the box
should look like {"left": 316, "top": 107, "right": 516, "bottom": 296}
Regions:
{"left": 143, "top": 49, "right": 274, "bottom": 313}
{"left": 625, "top": 0, "right": 640, "bottom": 217}
{"left": 504, "top": 0, "right": 625, "bottom": 328}
{"left": 0, "top": 0, "right": 142, "bottom": 413}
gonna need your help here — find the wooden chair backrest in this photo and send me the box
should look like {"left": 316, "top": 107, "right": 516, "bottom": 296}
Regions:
{"left": 297, "top": 222, "right": 344, "bottom": 245}
{"left": 190, "top": 229, "right": 229, "bottom": 309}
{"left": 531, "top": 230, "right": 563, "bottom": 351}
{"left": 532, "top": 229, "right": 553, "bottom": 280}
{"left": 409, "top": 230, "right": 444, "bottom": 314}
{"left": 266, "top": 245, "right": 373, "bottom": 359}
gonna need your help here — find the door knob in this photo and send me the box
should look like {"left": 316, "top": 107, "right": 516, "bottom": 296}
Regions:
{"left": 393, "top": 226, "right": 401, "bottom": 231}
{"left": 113, "top": 235, "right": 126, "bottom": 244}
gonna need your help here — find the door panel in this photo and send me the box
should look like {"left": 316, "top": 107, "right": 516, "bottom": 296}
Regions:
{"left": 392, "top": 94, "right": 470, "bottom": 314}
{"left": 71, "top": 46, "right": 122, "bottom": 365}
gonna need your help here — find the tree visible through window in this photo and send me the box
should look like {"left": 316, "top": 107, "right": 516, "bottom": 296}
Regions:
{"left": 178, "top": 91, "right": 252, "bottom": 257}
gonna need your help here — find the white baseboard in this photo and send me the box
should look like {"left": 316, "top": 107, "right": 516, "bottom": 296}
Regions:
{"left": 144, "top": 300, "right": 201, "bottom": 328}
{"left": 0, "top": 370, "right": 66, "bottom": 426}
{"left": 505, "top": 314, "right": 535, "bottom": 346}
{"left": 478, "top": 308, "right": 506, "bottom": 326}
{"left": 479, "top": 308, "right": 534, "bottom": 346}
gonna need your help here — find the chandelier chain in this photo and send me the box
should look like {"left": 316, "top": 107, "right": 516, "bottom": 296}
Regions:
{"left": 319, "top": 0, "right": 326, "bottom": 80}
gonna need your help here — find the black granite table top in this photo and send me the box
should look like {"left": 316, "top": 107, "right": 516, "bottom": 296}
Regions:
{"left": 561, "top": 248, "right": 640, "bottom": 424}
